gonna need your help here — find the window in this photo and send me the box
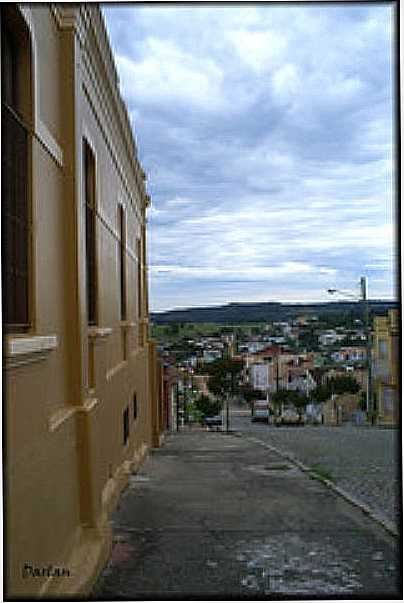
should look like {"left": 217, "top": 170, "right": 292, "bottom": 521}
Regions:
{"left": 378, "top": 339, "right": 388, "bottom": 359}
{"left": 382, "top": 388, "right": 394, "bottom": 412}
{"left": 133, "top": 393, "right": 138, "bottom": 420}
{"left": 136, "top": 237, "right": 142, "bottom": 319}
{"left": 83, "top": 140, "right": 97, "bottom": 325}
{"left": 1, "top": 12, "right": 31, "bottom": 332}
{"left": 123, "top": 407, "right": 129, "bottom": 445}
{"left": 118, "top": 205, "right": 126, "bottom": 321}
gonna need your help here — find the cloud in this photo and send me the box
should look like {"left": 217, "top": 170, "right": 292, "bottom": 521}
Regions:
{"left": 115, "top": 39, "right": 225, "bottom": 110}
{"left": 103, "top": 3, "right": 396, "bottom": 311}
{"left": 227, "top": 29, "right": 287, "bottom": 73}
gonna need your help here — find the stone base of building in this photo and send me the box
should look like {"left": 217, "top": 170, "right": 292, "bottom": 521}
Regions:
{"left": 39, "top": 524, "right": 112, "bottom": 598}
{"left": 37, "top": 442, "right": 151, "bottom": 599}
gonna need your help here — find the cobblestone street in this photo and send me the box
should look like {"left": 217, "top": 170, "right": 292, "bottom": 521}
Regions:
{"left": 231, "top": 414, "right": 400, "bottom": 529}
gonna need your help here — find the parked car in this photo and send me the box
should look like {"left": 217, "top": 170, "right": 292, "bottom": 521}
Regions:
{"left": 204, "top": 414, "right": 222, "bottom": 428}
{"left": 251, "top": 400, "right": 270, "bottom": 423}
{"left": 274, "top": 408, "right": 304, "bottom": 426}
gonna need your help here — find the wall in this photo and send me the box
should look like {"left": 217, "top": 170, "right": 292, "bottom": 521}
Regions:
{"left": 372, "top": 310, "right": 399, "bottom": 426}
{"left": 3, "top": 6, "right": 163, "bottom": 598}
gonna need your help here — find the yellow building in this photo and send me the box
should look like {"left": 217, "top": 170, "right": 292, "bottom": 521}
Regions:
{"left": 372, "top": 309, "right": 400, "bottom": 426}
{"left": 2, "top": 5, "right": 164, "bottom": 597}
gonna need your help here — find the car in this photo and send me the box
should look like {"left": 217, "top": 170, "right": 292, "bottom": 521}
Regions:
{"left": 252, "top": 408, "right": 269, "bottom": 423}
{"left": 274, "top": 409, "right": 304, "bottom": 426}
{"left": 251, "top": 400, "right": 270, "bottom": 423}
{"left": 204, "top": 415, "right": 222, "bottom": 428}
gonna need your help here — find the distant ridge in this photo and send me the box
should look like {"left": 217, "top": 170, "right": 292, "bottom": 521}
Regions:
{"left": 150, "top": 300, "right": 399, "bottom": 324}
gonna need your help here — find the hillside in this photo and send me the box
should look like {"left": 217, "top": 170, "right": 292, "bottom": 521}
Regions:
{"left": 150, "top": 300, "right": 398, "bottom": 324}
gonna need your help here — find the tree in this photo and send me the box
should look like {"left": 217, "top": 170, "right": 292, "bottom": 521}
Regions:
{"left": 311, "top": 375, "right": 360, "bottom": 403}
{"left": 239, "top": 384, "right": 263, "bottom": 405}
{"left": 194, "top": 395, "right": 222, "bottom": 423}
{"left": 204, "top": 358, "right": 244, "bottom": 399}
{"left": 289, "top": 390, "right": 310, "bottom": 418}
{"left": 311, "top": 384, "right": 330, "bottom": 403}
{"left": 271, "top": 389, "right": 309, "bottom": 417}
{"left": 298, "top": 327, "right": 319, "bottom": 351}
{"left": 327, "top": 375, "right": 360, "bottom": 395}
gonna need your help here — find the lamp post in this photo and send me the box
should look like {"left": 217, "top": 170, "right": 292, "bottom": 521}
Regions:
{"left": 327, "top": 276, "right": 372, "bottom": 421}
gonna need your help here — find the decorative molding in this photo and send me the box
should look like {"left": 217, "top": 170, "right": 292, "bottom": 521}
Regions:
{"left": 48, "top": 406, "right": 76, "bottom": 433}
{"left": 106, "top": 361, "right": 127, "bottom": 382}
{"left": 35, "top": 119, "right": 64, "bottom": 167}
{"left": 96, "top": 209, "right": 138, "bottom": 262}
{"left": 77, "top": 6, "right": 149, "bottom": 211}
{"left": 120, "top": 321, "right": 136, "bottom": 330}
{"left": 51, "top": 5, "right": 82, "bottom": 34}
{"left": 5, "top": 335, "right": 58, "bottom": 369}
{"left": 79, "top": 397, "right": 100, "bottom": 414}
{"left": 81, "top": 77, "right": 142, "bottom": 221}
{"left": 88, "top": 326, "right": 113, "bottom": 340}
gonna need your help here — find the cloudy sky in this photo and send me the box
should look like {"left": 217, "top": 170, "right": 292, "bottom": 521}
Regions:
{"left": 103, "top": 2, "right": 396, "bottom": 312}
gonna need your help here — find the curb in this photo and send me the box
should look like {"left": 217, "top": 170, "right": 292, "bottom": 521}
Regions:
{"left": 236, "top": 432, "right": 399, "bottom": 539}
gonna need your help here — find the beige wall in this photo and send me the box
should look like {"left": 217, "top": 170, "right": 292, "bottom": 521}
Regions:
{"left": 372, "top": 310, "right": 399, "bottom": 425}
{"left": 4, "top": 5, "right": 163, "bottom": 597}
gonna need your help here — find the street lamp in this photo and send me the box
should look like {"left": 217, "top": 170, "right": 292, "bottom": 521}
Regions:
{"left": 326, "top": 277, "right": 372, "bottom": 420}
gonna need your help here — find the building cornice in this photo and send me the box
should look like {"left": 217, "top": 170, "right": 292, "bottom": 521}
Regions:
{"left": 81, "top": 5, "right": 147, "bottom": 193}
{"left": 52, "top": 3, "right": 149, "bottom": 205}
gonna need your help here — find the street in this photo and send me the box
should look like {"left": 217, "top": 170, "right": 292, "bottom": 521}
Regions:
{"left": 93, "top": 429, "right": 400, "bottom": 599}
{"left": 230, "top": 410, "right": 400, "bottom": 530}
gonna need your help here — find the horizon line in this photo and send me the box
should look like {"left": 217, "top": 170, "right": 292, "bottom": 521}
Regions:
{"left": 150, "top": 297, "right": 398, "bottom": 315}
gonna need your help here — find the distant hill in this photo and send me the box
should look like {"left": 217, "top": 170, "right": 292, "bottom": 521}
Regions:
{"left": 150, "top": 300, "right": 399, "bottom": 324}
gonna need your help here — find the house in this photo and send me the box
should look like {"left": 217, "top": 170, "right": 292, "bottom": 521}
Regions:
{"left": 318, "top": 330, "right": 346, "bottom": 346}
{"left": 330, "top": 346, "right": 367, "bottom": 363}
{"left": 372, "top": 309, "right": 400, "bottom": 426}
{"left": 285, "top": 367, "right": 317, "bottom": 395}
{"left": 322, "top": 393, "right": 361, "bottom": 426}
{"left": 193, "top": 374, "right": 212, "bottom": 398}
{"left": 250, "top": 362, "right": 270, "bottom": 392}
{"left": 203, "top": 349, "right": 222, "bottom": 363}
{"left": 2, "top": 5, "right": 164, "bottom": 597}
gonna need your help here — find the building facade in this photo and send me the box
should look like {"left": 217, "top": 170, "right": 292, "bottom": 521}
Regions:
{"left": 372, "top": 309, "right": 400, "bottom": 426}
{"left": 2, "top": 5, "right": 164, "bottom": 597}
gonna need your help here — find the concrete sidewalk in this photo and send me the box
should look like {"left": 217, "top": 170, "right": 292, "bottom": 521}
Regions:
{"left": 92, "top": 430, "right": 400, "bottom": 599}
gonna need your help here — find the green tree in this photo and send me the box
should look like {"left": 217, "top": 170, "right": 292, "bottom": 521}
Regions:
{"left": 311, "top": 375, "right": 360, "bottom": 403}
{"left": 204, "top": 358, "right": 244, "bottom": 399}
{"left": 272, "top": 389, "right": 309, "bottom": 417}
{"left": 311, "top": 384, "right": 330, "bottom": 403}
{"left": 298, "top": 327, "right": 319, "bottom": 351}
{"left": 239, "top": 384, "right": 263, "bottom": 405}
{"left": 327, "top": 375, "right": 360, "bottom": 395}
{"left": 194, "top": 395, "right": 222, "bottom": 423}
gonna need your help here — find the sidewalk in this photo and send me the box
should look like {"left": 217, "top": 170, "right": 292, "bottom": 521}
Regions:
{"left": 92, "top": 430, "right": 400, "bottom": 599}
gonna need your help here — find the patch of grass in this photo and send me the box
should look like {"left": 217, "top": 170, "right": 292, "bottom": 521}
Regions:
{"left": 310, "top": 464, "right": 334, "bottom": 483}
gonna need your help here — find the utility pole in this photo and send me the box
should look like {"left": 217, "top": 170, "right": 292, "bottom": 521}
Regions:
{"left": 327, "top": 276, "right": 373, "bottom": 423}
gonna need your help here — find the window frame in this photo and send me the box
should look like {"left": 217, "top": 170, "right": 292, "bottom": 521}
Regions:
{"left": 1, "top": 10, "right": 33, "bottom": 333}
{"left": 83, "top": 138, "right": 98, "bottom": 327}
{"left": 118, "top": 203, "right": 127, "bottom": 322}
{"left": 136, "top": 236, "right": 142, "bottom": 320}
{"left": 133, "top": 392, "right": 138, "bottom": 420}
{"left": 123, "top": 406, "right": 130, "bottom": 445}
